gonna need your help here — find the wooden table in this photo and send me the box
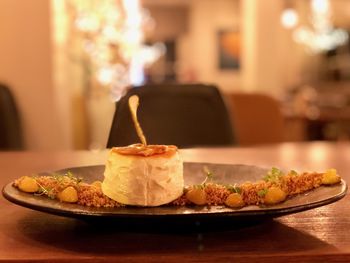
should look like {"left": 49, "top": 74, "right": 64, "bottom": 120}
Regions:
{"left": 1, "top": 142, "right": 349, "bottom": 262}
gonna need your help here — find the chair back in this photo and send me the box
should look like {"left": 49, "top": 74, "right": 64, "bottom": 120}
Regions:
{"left": 107, "top": 84, "right": 235, "bottom": 148}
{"left": 228, "top": 93, "right": 285, "bottom": 145}
{"left": 0, "top": 83, "right": 23, "bottom": 150}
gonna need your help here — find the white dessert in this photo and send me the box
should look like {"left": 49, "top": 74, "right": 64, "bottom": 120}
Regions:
{"left": 102, "top": 144, "right": 184, "bottom": 206}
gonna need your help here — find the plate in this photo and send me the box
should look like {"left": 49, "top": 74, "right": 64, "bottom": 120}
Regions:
{"left": 2, "top": 162, "right": 347, "bottom": 221}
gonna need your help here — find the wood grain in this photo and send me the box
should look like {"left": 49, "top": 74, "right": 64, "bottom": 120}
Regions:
{"left": 0, "top": 142, "right": 349, "bottom": 262}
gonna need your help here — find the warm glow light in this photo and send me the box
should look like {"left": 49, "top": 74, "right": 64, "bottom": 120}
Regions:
{"left": 293, "top": 27, "right": 348, "bottom": 53}
{"left": 129, "top": 57, "right": 145, "bottom": 86}
{"left": 102, "top": 25, "right": 120, "bottom": 43}
{"left": 75, "top": 14, "right": 100, "bottom": 32}
{"left": 97, "top": 67, "right": 115, "bottom": 86}
{"left": 311, "top": 0, "right": 329, "bottom": 14}
{"left": 293, "top": 0, "right": 348, "bottom": 53}
{"left": 281, "top": 8, "right": 299, "bottom": 29}
{"left": 122, "top": 0, "right": 142, "bottom": 27}
{"left": 309, "top": 144, "right": 328, "bottom": 166}
{"left": 71, "top": 0, "right": 164, "bottom": 100}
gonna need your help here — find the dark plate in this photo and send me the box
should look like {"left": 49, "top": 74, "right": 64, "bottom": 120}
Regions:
{"left": 2, "top": 162, "right": 347, "bottom": 221}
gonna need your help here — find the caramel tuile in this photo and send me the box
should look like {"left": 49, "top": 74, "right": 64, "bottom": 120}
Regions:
{"left": 128, "top": 95, "right": 147, "bottom": 146}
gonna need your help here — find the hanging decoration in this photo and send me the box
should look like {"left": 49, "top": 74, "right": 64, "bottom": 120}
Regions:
{"left": 292, "top": 0, "right": 348, "bottom": 53}
{"left": 69, "top": 0, "right": 165, "bottom": 101}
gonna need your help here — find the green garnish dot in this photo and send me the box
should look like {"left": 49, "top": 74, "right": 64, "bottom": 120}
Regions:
{"left": 227, "top": 184, "right": 241, "bottom": 194}
{"left": 263, "top": 167, "right": 284, "bottom": 183}
{"left": 290, "top": 170, "right": 298, "bottom": 176}
{"left": 257, "top": 189, "right": 268, "bottom": 197}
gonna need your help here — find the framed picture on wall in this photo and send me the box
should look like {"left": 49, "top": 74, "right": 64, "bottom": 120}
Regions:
{"left": 218, "top": 30, "right": 240, "bottom": 70}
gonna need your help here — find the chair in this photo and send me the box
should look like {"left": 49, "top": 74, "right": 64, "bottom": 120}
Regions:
{"left": 227, "top": 93, "right": 285, "bottom": 145}
{"left": 107, "top": 83, "right": 235, "bottom": 148}
{"left": 0, "top": 83, "right": 23, "bottom": 150}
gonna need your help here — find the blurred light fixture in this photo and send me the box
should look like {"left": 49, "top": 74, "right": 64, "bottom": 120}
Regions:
{"left": 71, "top": 0, "right": 164, "bottom": 101}
{"left": 281, "top": 8, "right": 299, "bottom": 29}
{"left": 293, "top": 0, "right": 348, "bottom": 53}
{"left": 311, "top": 0, "right": 329, "bottom": 14}
{"left": 281, "top": 0, "right": 299, "bottom": 29}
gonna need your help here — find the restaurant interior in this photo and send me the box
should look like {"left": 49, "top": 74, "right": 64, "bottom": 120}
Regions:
{"left": 2, "top": 1, "right": 350, "bottom": 262}
{"left": 1, "top": 0, "right": 350, "bottom": 151}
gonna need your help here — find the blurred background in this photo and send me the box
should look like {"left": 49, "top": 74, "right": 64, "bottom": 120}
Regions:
{"left": 1, "top": 0, "right": 350, "bottom": 150}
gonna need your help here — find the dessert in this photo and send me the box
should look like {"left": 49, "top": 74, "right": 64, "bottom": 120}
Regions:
{"left": 101, "top": 143, "right": 184, "bottom": 206}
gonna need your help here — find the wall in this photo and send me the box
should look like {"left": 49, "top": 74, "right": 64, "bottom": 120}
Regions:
{"left": 241, "top": 0, "right": 286, "bottom": 96}
{"left": 177, "top": 0, "right": 240, "bottom": 93}
{"left": 176, "top": 0, "right": 311, "bottom": 96}
{"left": 0, "top": 0, "right": 64, "bottom": 150}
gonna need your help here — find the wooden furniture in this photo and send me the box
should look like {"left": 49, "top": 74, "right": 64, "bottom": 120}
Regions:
{"left": 1, "top": 142, "right": 350, "bottom": 262}
{"left": 227, "top": 93, "right": 285, "bottom": 145}
{"left": 0, "top": 83, "right": 23, "bottom": 150}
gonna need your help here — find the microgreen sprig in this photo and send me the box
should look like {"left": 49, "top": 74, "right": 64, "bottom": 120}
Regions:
{"left": 201, "top": 166, "right": 214, "bottom": 186}
{"left": 35, "top": 181, "right": 55, "bottom": 199}
{"left": 226, "top": 184, "right": 242, "bottom": 194}
{"left": 263, "top": 167, "right": 284, "bottom": 183}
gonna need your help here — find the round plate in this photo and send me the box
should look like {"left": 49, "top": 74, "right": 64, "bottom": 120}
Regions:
{"left": 2, "top": 162, "right": 347, "bottom": 220}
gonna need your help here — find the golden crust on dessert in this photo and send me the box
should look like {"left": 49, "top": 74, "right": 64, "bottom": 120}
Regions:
{"left": 112, "top": 143, "right": 178, "bottom": 157}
